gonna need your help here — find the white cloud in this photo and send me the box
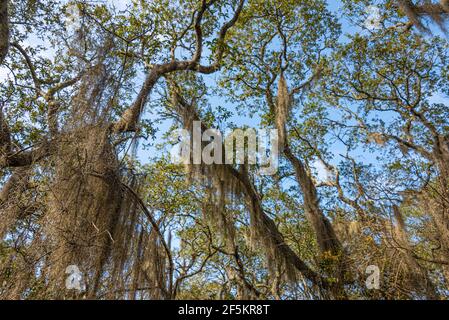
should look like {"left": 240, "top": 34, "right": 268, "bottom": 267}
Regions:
{"left": 312, "top": 159, "right": 333, "bottom": 183}
{"left": 0, "top": 66, "right": 11, "bottom": 82}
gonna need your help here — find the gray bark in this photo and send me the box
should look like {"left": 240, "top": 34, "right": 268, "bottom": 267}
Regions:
{"left": 0, "top": 0, "right": 8, "bottom": 64}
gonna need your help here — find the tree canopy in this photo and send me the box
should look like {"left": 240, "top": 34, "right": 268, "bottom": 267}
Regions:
{"left": 0, "top": 0, "right": 449, "bottom": 300}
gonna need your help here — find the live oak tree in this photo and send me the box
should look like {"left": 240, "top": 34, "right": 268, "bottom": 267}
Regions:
{"left": 0, "top": 0, "right": 449, "bottom": 300}
{"left": 0, "top": 0, "right": 248, "bottom": 299}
